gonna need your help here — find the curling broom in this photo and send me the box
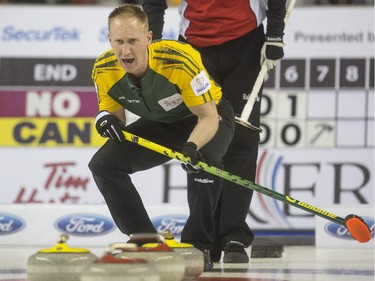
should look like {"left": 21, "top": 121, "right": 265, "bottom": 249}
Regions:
{"left": 235, "top": 0, "right": 297, "bottom": 131}
{"left": 122, "top": 130, "right": 372, "bottom": 243}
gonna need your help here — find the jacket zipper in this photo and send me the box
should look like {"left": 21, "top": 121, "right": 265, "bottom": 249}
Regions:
{"left": 136, "top": 88, "right": 151, "bottom": 112}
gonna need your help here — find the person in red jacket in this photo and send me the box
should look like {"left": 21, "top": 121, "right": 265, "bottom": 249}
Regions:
{"left": 143, "top": 0, "right": 286, "bottom": 263}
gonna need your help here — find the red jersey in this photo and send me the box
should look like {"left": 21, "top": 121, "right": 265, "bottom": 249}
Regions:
{"left": 179, "top": 0, "right": 267, "bottom": 47}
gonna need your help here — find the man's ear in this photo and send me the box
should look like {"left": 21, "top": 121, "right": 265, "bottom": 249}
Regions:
{"left": 147, "top": 30, "right": 153, "bottom": 44}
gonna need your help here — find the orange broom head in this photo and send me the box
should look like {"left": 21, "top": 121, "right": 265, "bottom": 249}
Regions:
{"left": 345, "top": 214, "right": 372, "bottom": 243}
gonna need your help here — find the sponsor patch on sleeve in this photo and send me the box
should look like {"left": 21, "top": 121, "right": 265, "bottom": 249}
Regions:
{"left": 190, "top": 70, "right": 212, "bottom": 96}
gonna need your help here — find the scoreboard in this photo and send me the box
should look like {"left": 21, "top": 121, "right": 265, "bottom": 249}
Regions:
{"left": 260, "top": 58, "right": 374, "bottom": 148}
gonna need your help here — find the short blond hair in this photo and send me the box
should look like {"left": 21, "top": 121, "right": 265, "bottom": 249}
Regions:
{"left": 108, "top": 3, "right": 149, "bottom": 31}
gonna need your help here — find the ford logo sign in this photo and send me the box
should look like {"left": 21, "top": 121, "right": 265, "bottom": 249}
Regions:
{"left": 0, "top": 212, "right": 26, "bottom": 235}
{"left": 152, "top": 215, "right": 187, "bottom": 237}
{"left": 325, "top": 217, "right": 374, "bottom": 240}
{"left": 55, "top": 213, "right": 115, "bottom": 236}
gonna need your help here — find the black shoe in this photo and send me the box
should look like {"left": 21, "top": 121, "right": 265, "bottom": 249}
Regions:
{"left": 201, "top": 249, "right": 214, "bottom": 271}
{"left": 223, "top": 241, "right": 249, "bottom": 263}
{"left": 210, "top": 245, "right": 222, "bottom": 262}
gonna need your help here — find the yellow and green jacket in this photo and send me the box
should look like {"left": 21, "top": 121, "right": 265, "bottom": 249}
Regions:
{"left": 92, "top": 40, "right": 222, "bottom": 123}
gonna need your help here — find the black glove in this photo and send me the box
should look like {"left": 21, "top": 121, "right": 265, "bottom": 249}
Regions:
{"left": 95, "top": 110, "right": 125, "bottom": 142}
{"left": 181, "top": 142, "right": 202, "bottom": 174}
{"left": 260, "top": 36, "right": 285, "bottom": 70}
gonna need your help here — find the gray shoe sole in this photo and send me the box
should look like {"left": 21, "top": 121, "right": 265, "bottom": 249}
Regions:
{"left": 223, "top": 252, "right": 249, "bottom": 263}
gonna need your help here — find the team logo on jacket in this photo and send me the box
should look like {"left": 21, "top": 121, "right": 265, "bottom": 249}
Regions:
{"left": 158, "top": 93, "right": 183, "bottom": 111}
{"left": 55, "top": 213, "right": 115, "bottom": 236}
{"left": 191, "top": 70, "right": 211, "bottom": 96}
{"left": 152, "top": 215, "right": 187, "bottom": 237}
{"left": 0, "top": 212, "right": 26, "bottom": 235}
{"left": 324, "top": 217, "right": 374, "bottom": 240}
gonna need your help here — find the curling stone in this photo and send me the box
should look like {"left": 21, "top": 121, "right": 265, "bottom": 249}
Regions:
{"left": 81, "top": 245, "right": 160, "bottom": 281}
{"left": 162, "top": 231, "right": 204, "bottom": 280}
{"left": 27, "top": 234, "right": 97, "bottom": 281}
{"left": 114, "top": 233, "right": 185, "bottom": 281}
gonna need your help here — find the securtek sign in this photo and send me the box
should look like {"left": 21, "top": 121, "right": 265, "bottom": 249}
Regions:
{"left": 1, "top": 26, "right": 80, "bottom": 42}
{"left": 0, "top": 6, "right": 111, "bottom": 58}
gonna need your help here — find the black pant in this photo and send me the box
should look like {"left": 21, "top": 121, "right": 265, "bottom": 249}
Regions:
{"left": 181, "top": 25, "right": 266, "bottom": 249}
{"left": 89, "top": 98, "right": 235, "bottom": 250}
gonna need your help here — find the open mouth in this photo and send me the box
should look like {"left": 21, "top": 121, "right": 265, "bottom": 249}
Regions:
{"left": 123, "top": 58, "right": 134, "bottom": 65}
